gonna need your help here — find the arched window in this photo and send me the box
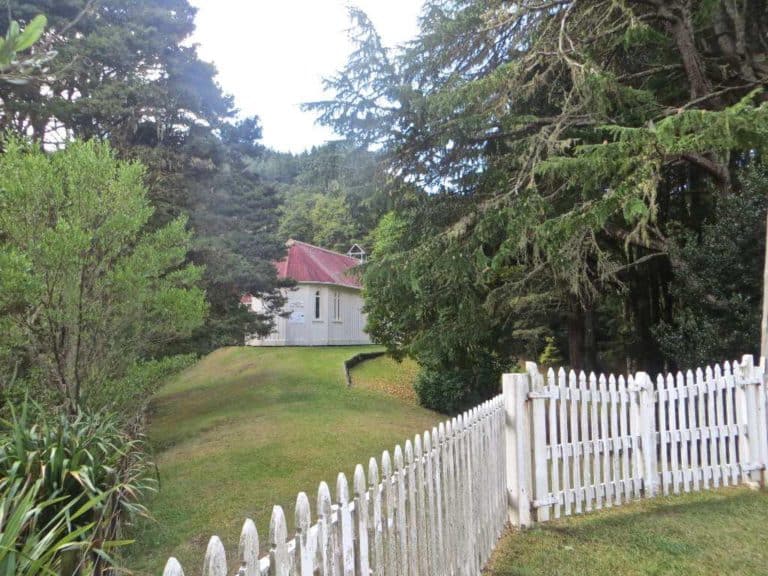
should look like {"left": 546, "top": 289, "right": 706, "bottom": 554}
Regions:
{"left": 314, "top": 290, "right": 321, "bottom": 320}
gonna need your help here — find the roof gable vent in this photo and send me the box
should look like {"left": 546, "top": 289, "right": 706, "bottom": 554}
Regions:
{"left": 346, "top": 243, "right": 366, "bottom": 263}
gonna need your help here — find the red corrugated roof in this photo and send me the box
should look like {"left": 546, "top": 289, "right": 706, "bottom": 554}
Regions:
{"left": 275, "top": 240, "right": 362, "bottom": 288}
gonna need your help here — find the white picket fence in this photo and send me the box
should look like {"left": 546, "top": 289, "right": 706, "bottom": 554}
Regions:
{"left": 162, "top": 396, "right": 508, "bottom": 576}
{"left": 509, "top": 354, "right": 768, "bottom": 524}
{"left": 161, "top": 354, "right": 768, "bottom": 575}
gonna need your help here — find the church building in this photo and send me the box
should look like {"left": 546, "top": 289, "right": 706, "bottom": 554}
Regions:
{"left": 244, "top": 240, "right": 371, "bottom": 346}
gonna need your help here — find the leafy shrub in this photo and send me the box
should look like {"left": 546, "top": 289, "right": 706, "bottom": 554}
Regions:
{"left": 83, "top": 354, "right": 197, "bottom": 414}
{"left": 654, "top": 166, "right": 767, "bottom": 368}
{"left": 0, "top": 403, "right": 156, "bottom": 573}
{"left": 414, "top": 355, "right": 504, "bottom": 414}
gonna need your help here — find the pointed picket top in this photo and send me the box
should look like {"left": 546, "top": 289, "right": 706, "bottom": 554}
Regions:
{"left": 317, "top": 481, "right": 332, "bottom": 520}
{"left": 696, "top": 367, "right": 704, "bottom": 387}
{"left": 657, "top": 373, "right": 665, "bottom": 389}
{"left": 723, "top": 361, "right": 733, "bottom": 377}
{"left": 269, "top": 505, "right": 288, "bottom": 548}
{"left": 268, "top": 506, "right": 289, "bottom": 576}
{"left": 238, "top": 519, "right": 259, "bottom": 576}
{"left": 618, "top": 374, "right": 626, "bottom": 388}
{"left": 438, "top": 422, "right": 446, "bottom": 443}
{"left": 163, "top": 557, "right": 185, "bottom": 576}
{"left": 382, "top": 449, "right": 393, "bottom": 478}
{"left": 413, "top": 436, "right": 422, "bottom": 463}
{"left": 405, "top": 440, "right": 414, "bottom": 467}
{"left": 294, "top": 493, "right": 312, "bottom": 576}
{"left": 577, "top": 370, "right": 585, "bottom": 386}
{"left": 675, "top": 371, "right": 684, "bottom": 392}
{"left": 369, "top": 456, "right": 380, "bottom": 488}
{"left": 666, "top": 372, "right": 675, "bottom": 392}
{"left": 714, "top": 363, "right": 723, "bottom": 379}
{"left": 686, "top": 369, "right": 695, "bottom": 383}
{"left": 608, "top": 374, "right": 617, "bottom": 392}
{"left": 424, "top": 430, "right": 432, "bottom": 455}
{"left": 705, "top": 365, "right": 714, "bottom": 383}
{"left": 547, "top": 367, "right": 556, "bottom": 386}
{"left": 295, "top": 492, "right": 311, "bottom": 536}
{"left": 446, "top": 419, "right": 453, "bottom": 439}
{"left": 741, "top": 354, "right": 755, "bottom": 372}
{"left": 354, "top": 464, "right": 367, "bottom": 498}
{"left": 431, "top": 426, "right": 439, "bottom": 448}
{"left": 316, "top": 481, "right": 334, "bottom": 576}
{"left": 337, "top": 472, "right": 351, "bottom": 505}
{"left": 394, "top": 444, "right": 404, "bottom": 471}
{"left": 202, "top": 536, "right": 227, "bottom": 576}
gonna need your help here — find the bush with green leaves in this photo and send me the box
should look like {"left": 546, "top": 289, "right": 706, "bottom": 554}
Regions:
{"left": 0, "top": 138, "right": 207, "bottom": 413}
{"left": 414, "top": 353, "right": 505, "bottom": 414}
{"left": 0, "top": 403, "right": 156, "bottom": 574}
{"left": 654, "top": 166, "right": 768, "bottom": 368}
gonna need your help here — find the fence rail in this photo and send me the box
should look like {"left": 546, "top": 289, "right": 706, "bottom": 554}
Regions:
{"left": 162, "top": 354, "right": 768, "bottom": 575}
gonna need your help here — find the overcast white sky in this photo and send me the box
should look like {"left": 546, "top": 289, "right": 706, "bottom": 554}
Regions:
{"left": 189, "top": 1, "right": 425, "bottom": 153}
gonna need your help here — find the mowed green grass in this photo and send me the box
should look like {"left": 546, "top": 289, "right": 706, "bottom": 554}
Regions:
{"left": 127, "top": 346, "right": 439, "bottom": 575}
{"left": 488, "top": 486, "right": 768, "bottom": 576}
{"left": 350, "top": 355, "right": 420, "bottom": 405}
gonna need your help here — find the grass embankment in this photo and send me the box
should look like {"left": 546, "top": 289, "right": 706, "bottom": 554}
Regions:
{"left": 488, "top": 486, "right": 768, "bottom": 576}
{"left": 349, "top": 355, "right": 420, "bottom": 405}
{"left": 128, "top": 346, "right": 437, "bottom": 574}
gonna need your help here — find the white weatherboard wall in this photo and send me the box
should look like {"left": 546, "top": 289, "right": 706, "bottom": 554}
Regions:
{"left": 161, "top": 354, "right": 768, "bottom": 576}
{"left": 246, "top": 284, "right": 371, "bottom": 346}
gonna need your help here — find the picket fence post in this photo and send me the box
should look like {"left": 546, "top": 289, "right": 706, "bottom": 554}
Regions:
{"left": 636, "top": 371, "right": 658, "bottom": 498}
{"left": 740, "top": 355, "right": 768, "bottom": 486}
{"left": 503, "top": 369, "right": 532, "bottom": 527}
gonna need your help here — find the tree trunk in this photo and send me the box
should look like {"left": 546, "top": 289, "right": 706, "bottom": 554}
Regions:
{"left": 567, "top": 301, "right": 597, "bottom": 372}
{"left": 658, "top": 1, "right": 712, "bottom": 99}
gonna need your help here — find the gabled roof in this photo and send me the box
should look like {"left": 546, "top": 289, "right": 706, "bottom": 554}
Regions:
{"left": 275, "top": 240, "right": 362, "bottom": 289}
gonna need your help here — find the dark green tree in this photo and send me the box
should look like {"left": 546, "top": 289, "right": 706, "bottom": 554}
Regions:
{"left": 0, "top": 1, "right": 285, "bottom": 352}
{"left": 310, "top": 1, "right": 768, "bottom": 408}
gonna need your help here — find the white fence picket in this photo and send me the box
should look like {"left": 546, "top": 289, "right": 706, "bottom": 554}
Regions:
{"left": 268, "top": 507, "right": 288, "bottom": 576}
{"left": 294, "top": 493, "right": 313, "bottom": 576}
{"left": 316, "top": 482, "right": 334, "bottom": 576}
{"left": 162, "top": 558, "right": 184, "bottom": 576}
{"left": 686, "top": 369, "right": 700, "bottom": 492}
{"left": 238, "top": 519, "right": 259, "bottom": 576}
{"left": 202, "top": 536, "right": 226, "bottom": 576}
{"left": 589, "top": 371, "right": 602, "bottom": 509}
{"left": 547, "top": 368, "right": 560, "bottom": 519}
{"left": 380, "top": 451, "right": 396, "bottom": 576}
{"left": 353, "top": 466, "right": 370, "bottom": 576}
{"left": 367, "top": 458, "right": 384, "bottom": 576}
{"left": 578, "top": 371, "right": 593, "bottom": 512}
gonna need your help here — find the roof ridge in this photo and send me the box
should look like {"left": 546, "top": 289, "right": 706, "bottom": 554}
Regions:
{"left": 290, "top": 239, "right": 358, "bottom": 261}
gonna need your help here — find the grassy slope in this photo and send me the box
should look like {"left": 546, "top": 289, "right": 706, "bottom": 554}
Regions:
{"left": 488, "top": 486, "right": 768, "bottom": 575}
{"left": 350, "top": 355, "right": 420, "bottom": 405}
{"left": 128, "top": 346, "right": 437, "bottom": 575}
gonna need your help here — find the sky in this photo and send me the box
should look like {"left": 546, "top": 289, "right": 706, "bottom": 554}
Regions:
{"left": 189, "top": 1, "right": 425, "bottom": 153}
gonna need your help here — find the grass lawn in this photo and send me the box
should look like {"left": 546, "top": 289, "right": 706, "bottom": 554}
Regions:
{"left": 349, "top": 354, "right": 420, "bottom": 405}
{"left": 487, "top": 486, "right": 768, "bottom": 576}
{"left": 126, "top": 346, "right": 438, "bottom": 575}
